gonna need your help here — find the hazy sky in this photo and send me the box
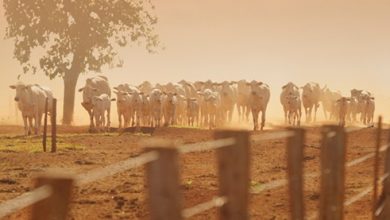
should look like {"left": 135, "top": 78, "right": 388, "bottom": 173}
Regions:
{"left": 1, "top": 0, "right": 390, "bottom": 124}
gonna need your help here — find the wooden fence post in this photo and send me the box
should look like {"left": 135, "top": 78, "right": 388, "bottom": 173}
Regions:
{"left": 42, "top": 98, "right": 48, "bottom": 152}
{"left": 144, "top": 139, "right": 182, "bottom": 220}
{"left": 319, "top": 125, "right": 346, "bottom": 220}
{"left": 215, "top": 130, "right": 250, "bottom": 220}
{"left": 51, "top": 99, "right": 57, "bottom": 153}
{"left": 376, "top": 127, "right": 390, "bottom": 220}
{"left": 31, "top": 173, "right": 74, "bottom": 220}
{"left": 373, "top": 116, "right": 383, "bottom": 219}
{"left": 287, "top": 128, "right": 305, "bottom": 220}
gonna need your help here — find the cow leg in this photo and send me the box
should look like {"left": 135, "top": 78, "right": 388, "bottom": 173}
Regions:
{"left": 284, "top": 106, "right": 288, "bottom": 124}
{"left": 106, "top": 108, "right": 111, "bottom": 132}
{"left": 118, "top": 112, "right": 123, "bottom": 129}
{"left": 22, "top": 115, "right": 29, "bottom": 136}
{"left": 228, "top": 107, "right": 233, "bottom": 123}
{"left": 28, "top": 117, "right": 33, "bottom": 136}
{"left": 252, "top": 109, "right": 259, "bottom": 131}
{"left": 261, "top": 109, "right": 266, "bottom": 131}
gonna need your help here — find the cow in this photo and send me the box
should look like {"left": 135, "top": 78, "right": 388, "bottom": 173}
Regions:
{"left": 280, "top": 82, "right": 300, "bottom": 124}
{"left": 140, "top": 93, "right": 151, "bottom": 126}
{"left": 129, "top": 91, "right": 143, "bottom": 127}
{"left": 247, "top": 81, "right": 270, "bottom": 131}
{"left": 301, "top": 82, "right": 321, "bottom": 123}
{"left": 10, "top": 83, "right": 53, "bottom": 136}
{"left": 285, "top": 94, "right": 302, "bottom": 126}
{"left": 114, "top": 90, "right": 132, "bottom": 128}
{"left": 162, "top": 92, "right": 177, "bottom": 126}
{"left": 350, "top": 89, "right": 374, "bottom": 124}
{"left": 362, "top": 96, "right": 375, "bottom": 125}
{"left": 320, "top": 86, "right": 342, "bottom": 121}
{"left": 204, "top": 91, "right": 220, "bottom": 129}
{"left": 218, "top": 81, "right": 236, "bottom": 124}
{"left": 91, "top": 94, "right": 114, "bottom": 132}
{"left": 335, "top": 97, "right": 351, "bottom": 127}
{"left": 234, "top": 80, "right": 251, "bottom": 122}
{"left": 186, "top": 98, "right": 199, "bottom": 127}
{"left": 149, "top": 89, "right": 163, "bottom": 127}
{"left": 79, "top": 76, "right": 111, "bottom": 130}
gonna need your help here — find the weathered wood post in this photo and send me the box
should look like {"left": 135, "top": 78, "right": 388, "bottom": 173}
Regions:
{"left": 42, "top": 98, "right": 48, "bottom": 152}
{"left": 144, "top": 139, "right": 182, "bottom": 220}
{"left": 215, "top": 130, "right": 250, "bottom": 220}
{"left": 51, "top": 99, "right": 57, "bottom": 153}
{"left": 319, "top": 125, "right": 346, "bottom": 220}
{"left": 287, "top": 128, "right": 305, "bottom": 220}
{"left": 376, "top": 125, "right": 390, "bottom": 220}
{"left": 373, "top": 116, "right": 383, "bottom": 219}
{"left": 31, "top": 173, "right": 74, "bottom": 220}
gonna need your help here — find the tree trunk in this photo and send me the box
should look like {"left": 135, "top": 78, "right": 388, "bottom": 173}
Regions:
{"left": 62, "top": 72, "right": 80, "bottom": 125}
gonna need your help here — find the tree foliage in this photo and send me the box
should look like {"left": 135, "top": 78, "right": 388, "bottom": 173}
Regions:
{"left": 3, "top": 0, "right": 159, "bottom": 79}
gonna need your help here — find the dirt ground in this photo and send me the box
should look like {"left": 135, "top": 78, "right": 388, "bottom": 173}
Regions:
{"left": 0, "top": 125, "right": 388, "bottom": 219}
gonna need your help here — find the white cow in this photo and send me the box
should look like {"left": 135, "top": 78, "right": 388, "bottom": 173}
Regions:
{"left": 285, "top": 94, "right": 302, "bottom": 126}
{"left": 281, "top": 82, "right": 300, "bottom": 124}
{"left": 350, "top": 89, "right": 374, "bottom": 124}
{"left": 162, "top": 92, "right": 177, "bottom": 126}
{"left": 149, "top": 89, "right": 163, "bottom": 127}
{"left": 10, "top": 83, "right": 54, "bottom": 136}
{"left": 140, "top": 93, "right": 151, "bottom": 126}
{"left": 247, "top": 81, "right": 270, "bottom": 131}
{"left": 301, "top": 82, "right": 321, "bottom": 123}
{"left": 79, "top": 76, "right": 111, "bottom": 130}
{"left": 235, "top": 80, "right": 251, "bottom": 122}
{"left": 91, "top": 94, "right": 114, "bottom": 132}
{"left": 335, "top": 97, "right": 351, "bottom": 127}
{"left": 320, "top": 86, "right": 342, "bottom": 121}
{"left": 186, "top": 98, "right": 199, "bottom": 127}
{"left": 114, "top": 90, "right": 132, "bottom": 128}
{"left": 204, "top": 92, "right": 220, "bottom": 129}
{"left": 218, "top": 81, "right": 236, "bottom": 124}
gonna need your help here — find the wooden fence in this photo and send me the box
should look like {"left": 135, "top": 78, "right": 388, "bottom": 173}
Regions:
{"left": 0, "top": 118, "right": 389, "bottom": 220}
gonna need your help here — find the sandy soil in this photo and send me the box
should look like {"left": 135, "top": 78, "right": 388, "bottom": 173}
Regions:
{"left": 0, "top": 125, "right": 387, "bottom": 219}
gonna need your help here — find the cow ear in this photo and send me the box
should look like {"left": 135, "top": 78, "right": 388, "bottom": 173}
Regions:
{"left": 258, "top": 82, "right": 263, "bottom": 86}
{"left": 78, "top": 87, "right": 84, "bottom": 92}
{"left": 9, "top": 85, "right": 16, "bottom": 89}
{"left": 282, "top": 85, "right": 287, "bottom": 89}
{"left": 371, "top": 97, "right": 375, "bottom": 100}
{"left": 113, "top": 87, "right": 118, "bottom": 90}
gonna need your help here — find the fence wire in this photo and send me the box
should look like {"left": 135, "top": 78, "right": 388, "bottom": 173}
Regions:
{"left": 179, "top": 138, "right": 236, "bottom": 154}
{"left": 76, "top": 151, "right": 158, "bottom": 186}
{"left": 0, "top": 185, "right": 52, "bottom": 219}
{"left": 182, "top": 196, "right": 227, "bottom": 218}
{"left": 251, "top": 130, "right": 294, "bottom": 143}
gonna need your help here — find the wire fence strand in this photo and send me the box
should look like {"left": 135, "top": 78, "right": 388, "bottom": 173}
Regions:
{"left": 179, "top": 138, "right": 236, "bottom": 154}
{"left": 76, "top": 151, "right": 158, "bottom": 185}
{"left": 251, "top": 130, "right": 294, "bottom": 143}
{"left": 0, "top": 185, "right": 52, "bottom": 219}
{"left": 182, "top": 196, "right": 227, "bottom": 218}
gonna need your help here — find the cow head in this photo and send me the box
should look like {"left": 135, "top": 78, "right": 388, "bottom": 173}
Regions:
{"left": 10, "top": 83, "right": 29, "bottom": 102}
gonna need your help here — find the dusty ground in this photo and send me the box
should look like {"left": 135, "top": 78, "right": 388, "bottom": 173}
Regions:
{"left": 0, "top": 125, "right": 387, "bottom": 219}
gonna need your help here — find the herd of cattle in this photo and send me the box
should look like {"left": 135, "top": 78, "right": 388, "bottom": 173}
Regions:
{"left": 9, "top": 76, "right": 375, "bottom": 135}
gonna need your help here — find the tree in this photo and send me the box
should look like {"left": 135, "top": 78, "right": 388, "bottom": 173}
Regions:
{"left": 3, "top": 0, "right": 159, "bottom": 125}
